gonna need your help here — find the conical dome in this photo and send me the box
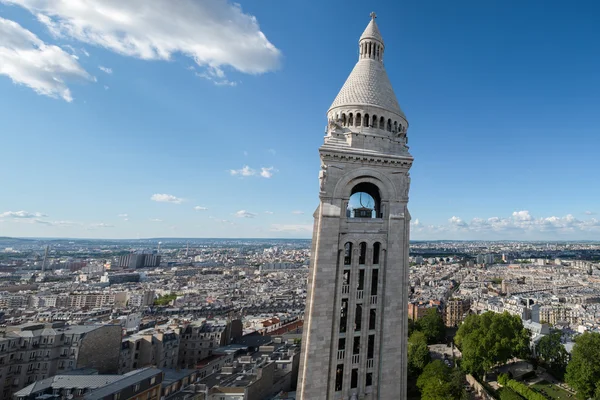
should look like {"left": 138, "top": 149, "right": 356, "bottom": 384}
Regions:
{"left": 328, "top": 13, "right": 406, "bottom": 121}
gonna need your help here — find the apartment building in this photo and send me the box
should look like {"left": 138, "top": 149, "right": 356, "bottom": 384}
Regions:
{"left": 0, "top": 322, "right": 122, "bottom": 399}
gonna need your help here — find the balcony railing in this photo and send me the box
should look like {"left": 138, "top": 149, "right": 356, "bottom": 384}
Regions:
{"left": 356, "top": 290, "right": 364, "bottom": 300}
{"left": 341, "top": 285, "right": 350, "bottom": 295}
{"left": 351, "top": 354, "right": 360, "bottom": 364}
{"left": 370, "top": 295, "right": 378, "bottom": 305}
{"left": 367, "top": 358, "right": 374, "bottom": 369}
{"left": 337, "top": 350, "right": 345, "bottom": 360}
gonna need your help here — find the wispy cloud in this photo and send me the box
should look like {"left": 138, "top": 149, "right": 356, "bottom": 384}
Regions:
{"left": 90, "top": 222, "right": 114, "bottom": 228}
{"left": 149, "top": 218, "right": 163, "bottom": 222}
{"left": 194, "top": 206, "right": 208, "bottom": 211}
{"left": 291, "top": 210, "right": 304, "bottom": 215}
{"left": 5, "top": 0, "right": 281, "bottom": 85}
{"left": 151, "top": 193, "right": 183, "bottom": 204}
{"left": 264, "top": 211, "right": 274, "bottom": 214}
{"left": 0, "top": 210, "right": 47, "bottom": 218}
{"left": 267, "top": 148, "right": 276, "bottom": 155}
{"left": 0, "top": 17, "right": 93, "bottom": 102}
{"left": 584, "top": 211, "right": 596, "bottom": 215}
{"left": 235, "top": 210, "right": 256, "bottom": 218}
{"left": 98, "top": 65, "right": 112, "bottom": 74}
{"left": 260, "top": 167, "right": 275, "bottom": 178}
{"left": 230, "top": 165, "right": 255, "bottom": 177}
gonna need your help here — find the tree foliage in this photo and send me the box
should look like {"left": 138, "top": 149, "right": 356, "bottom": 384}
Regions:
{"left": 154, "top": 293, "right": 177, "bottom": 305}
{"left": 536, "top": 331, "right": 568, "bottom": 370}
{"left": 505, "top": 380, "right": 546, "bottom": 400}
{"left": 416, "top": 360, "right": 466, "bottom": 400}
{"left": 417, "top": 308, "right": 446, "bottom": 344}
{"left": 565, "top": 331, "right": 600, "bottom": 399}
{"left": 454, "top": 312, "right": 530, "bottom": 377}
{"left": 408, "top": 331, "right": 431, "bottom": 377}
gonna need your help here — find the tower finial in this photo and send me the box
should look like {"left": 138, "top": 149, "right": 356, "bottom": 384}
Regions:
{"left": 370, "top": 11, "right": 377, "bottom": 20}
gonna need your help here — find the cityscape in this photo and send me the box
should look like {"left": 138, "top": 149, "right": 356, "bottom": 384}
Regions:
{"left": 1, "top": 1, "right": 600, "bottom": 400}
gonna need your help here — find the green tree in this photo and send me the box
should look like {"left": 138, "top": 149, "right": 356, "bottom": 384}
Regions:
{"left": 417, "top": 360, "right": 466, "bottom": 400}
{"left": 565, "top": 331, "right": 600, "bottom": 399}
{"left": 417, "top": 308, "right": 446, "bottom": 344}
{"left": 454, "top": 312, "right": 530, "bottom": 379}
{"left": 536, "top": 331, "right": 568, "bottom": 371}
{"left": 408, "top": 331, "right": 431, "bottom": 376}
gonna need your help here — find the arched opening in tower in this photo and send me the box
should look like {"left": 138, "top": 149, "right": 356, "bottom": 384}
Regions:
{"left": 347, "top": 182, "right": 382, "bottom": 218}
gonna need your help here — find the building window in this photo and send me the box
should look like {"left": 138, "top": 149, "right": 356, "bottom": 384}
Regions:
{"left": 369, "top": 309, "right": 376, "bottom": 330}
{"left": 340, "top": 299, "right": 348, "bottom": 333}
{"left": 358, "top": 242, "right": 366, "bottom": 265}
{"left": 351, "top": 368, "right": 358, "bottom": 389}
{"left": 344, "top": 243, "right": 352, "bottom": 265}
{"left": 366, "top": 372, "right": 373, "bottom": 386}
{"left": 150, "top": 377, "right": 156, "bottom": 385}
{"left": 348, "top": 182, "right": 382, "bottom": 218}
{"left": 335, "top": 364, "right": 344, "bottom": 391}
{"left": 355, "top": 305, "right": 362, "bottom": 331}
{"left": 353, "top": 337, "right": 360, "bottom": 355}
{"left": 371, "top": 269, "right": 379, "bottom": 296}
{"left": 338, "top": 338, "right": 345, "bottom": 351}
{"left": 358, "top": 269, "right": 365, "bottom": 290}
{"left": 373, "top": 243, "right": 380, "bottom": 265}
{"left": 368, "top": 335, "right": 375, "bottom": 359}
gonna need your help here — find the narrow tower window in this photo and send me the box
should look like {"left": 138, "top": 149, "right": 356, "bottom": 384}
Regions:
{"left": 344, "top": 243, "right": 352, "bottom": 265}
{"left": 342, "top": 113, "right": 347, "bottom": 126}
{"left": 373, "top": 242, "right": 380, "bottom": 265}
{"left": 355, "top": 304, "right": 362, "bottom": 331}
{"left": 358, "top": 269, "right": 365, "bottom": 290}
{"left": 342, "top": 270, "right": 350, "bottom": 286}
{"left": 371, "top": 269, "right": 379, "bottom": 296}
{"left": 348, "top": 113, "right": 354, "bottom": 126}
{"left": 372, "top": 115, "right": 377, "bottom": 127}
{"left": 387, "top": 119, "right": 392, "bottom": 132}
{"left": 359, "top": 242, "right": 367, "bottom": 264}
{"left": 351, "top": 369, "right": 358, "bottom": 389}
{"left": 379, "top": 116, "right": 385, "bottom": 129}
{"left": 366, "top": 372, "right": 373, "bottom": 386}
{"left": 364, "top": 114, "right": 369, "bottom": 127}
{"left": 335, "top": 365, "right": 344, "bottom": 391}
{"left": 353, "top": 337, "right": 360, "bottom": 354}
{"left": 340, "top": 300, "right": 348, "bottom": 333}
{"left": 368, "top": 334, "right": 375, "bottom": 359}
{"left": 356, "top": 113, "right": 361, "bottom": 127}
{"left": 394, "top": 121, "right": 398, "bottom": 132}
{"left": 369, "top": 309, "right": 376, "bottom": 330}
{"left": 338, "top": 338, "right": 346, "bottom": 351}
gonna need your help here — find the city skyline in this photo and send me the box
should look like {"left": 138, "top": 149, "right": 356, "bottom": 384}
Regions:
{"left": 2, "top": 0, "right": 600, "bottom": 240}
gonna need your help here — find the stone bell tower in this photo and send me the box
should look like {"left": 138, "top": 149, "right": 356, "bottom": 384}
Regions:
{"left": 297, "top": 13, "right": 413, "bottom": 400}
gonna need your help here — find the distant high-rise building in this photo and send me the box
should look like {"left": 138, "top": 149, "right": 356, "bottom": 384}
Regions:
{"left": 297, "top": 13, "right": 413, "bottom": 399}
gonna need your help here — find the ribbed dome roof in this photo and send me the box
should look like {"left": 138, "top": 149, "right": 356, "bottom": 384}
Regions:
{"left": 329, "top": 59, "right": 406, "bottom": 119}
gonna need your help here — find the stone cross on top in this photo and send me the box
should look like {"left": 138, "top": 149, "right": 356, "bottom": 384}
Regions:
{"left": 370, "top": 11, "right": 377, "bottom": 20}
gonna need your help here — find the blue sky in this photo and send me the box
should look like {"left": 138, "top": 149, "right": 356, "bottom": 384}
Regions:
{"left": 0, "top": 0, "right": 599, "bottom": 240}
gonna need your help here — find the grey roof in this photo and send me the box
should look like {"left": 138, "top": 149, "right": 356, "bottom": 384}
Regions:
{"left": 14, "top": 375, "right": 122, "bottom": 396}
{"left": 84, "top": 368, "right": 162, "bottom": 400}
{"left": 329, "top": 59, "right": 405, "bottom": 119}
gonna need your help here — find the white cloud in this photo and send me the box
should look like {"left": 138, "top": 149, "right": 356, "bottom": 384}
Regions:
{"left": 149, "top": 218, "right": 163, "bottom": 222}
{"left": 98, "top": 65, "right": 112, "bottom": 74}
{"left": 194, "top": 206, "right": 208, "bottom": 211}
{"left": 412, "top": 211, "right": 600, "bottom": 240}
{"left": 4, "top": 0, "right": 281, "bottom": 85}
{"left": 103, "top": 85, "right": 109, "bottom": 90}
{"left": 291, "top": 210, "right": 304, "bottom": 215}
{"left": 267, "top": 148, "right": 276, "bottom": 155}
{"left": 512, "top": 210, "right": 533, "bottom": 221}
{"left": 260, "top": 167, "right": 275, "bottom": 178}
{"left": 230, "top": 165, "right": 255, "bottom": 177}
{"left": 150, "top": 193, "right": 183, "bottom": 204}
{"left": 0, "top": 17, "right": 93, "bottom": 102}
{"left": 448, "top": 216, "right": 467, "bottom": 227}
{"left": 270, "top": 224, "right": 312, "bottom": 233}
{"left": 118, "top": 213, "right": 128, "bottom": 218}
{"left": 585, "top": 211, "right": 596, "bottom": 215}
{"left": 235, "top": 210, "right": 256, "bottom": 218}
{"left": 264, "top": 211, "right": 274, "bottom": 214}
{"left": 0, "top": 210, "right": 47, "bottom": 218}
{"left": 81, "top": 48, "right": 89, "bottom": 57}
